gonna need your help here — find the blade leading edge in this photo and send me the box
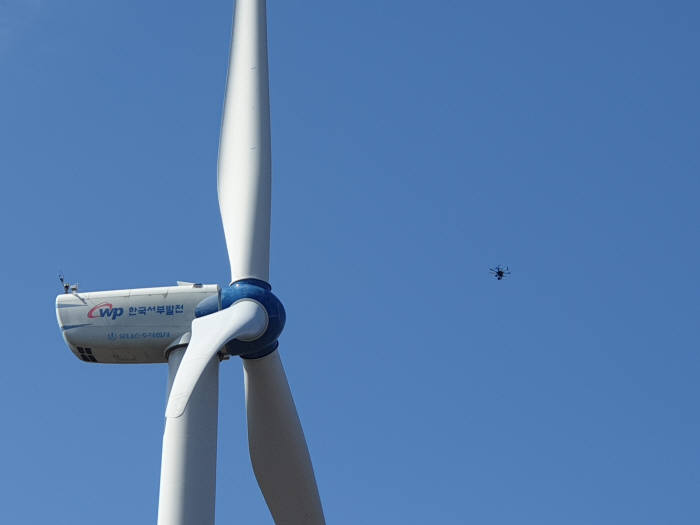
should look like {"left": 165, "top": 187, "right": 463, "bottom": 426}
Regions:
{"left": 218, "top": 0, "right": 272, "bottom": 284}
{"left": 244, "top": 350, "right": 326, "bottom": 524}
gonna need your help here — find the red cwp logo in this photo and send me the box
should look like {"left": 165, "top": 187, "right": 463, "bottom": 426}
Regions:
{"left": 87, "top": 302, "right": 124, "bottom": 320}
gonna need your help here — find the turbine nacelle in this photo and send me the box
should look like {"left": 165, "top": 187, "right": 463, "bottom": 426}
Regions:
{"left": 55, "top": 283, "right": 219, "bottom": 364}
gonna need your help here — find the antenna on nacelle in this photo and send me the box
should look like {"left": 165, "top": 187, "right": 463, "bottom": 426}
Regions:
{"left": 59, "top": 273, "right": 79, "bottom": 294}
{"left": 58, "top": 273, "right": 69, "bottom": 293}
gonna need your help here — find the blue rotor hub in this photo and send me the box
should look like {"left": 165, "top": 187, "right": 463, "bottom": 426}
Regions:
{"left": 195, "top": 279, "right": 286, "bottom": 359}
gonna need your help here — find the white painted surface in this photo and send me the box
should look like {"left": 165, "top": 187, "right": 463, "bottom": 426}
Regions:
{"left": 218, "top": 0, "right": 272, "bottom": 284}
{"left": 244, "top": 350, "right": 326, "bottom": 524}
{"left": 158, "top": 347, "right": 219, "bottom": 525}
{"left": 166, "top": 299, "right": 267, "bottom": 418}
{"left": 55, "top": 285, "right": 219, "bottom": 363}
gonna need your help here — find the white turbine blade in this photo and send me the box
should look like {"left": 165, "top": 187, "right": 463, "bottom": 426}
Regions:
{"left": 218, "top": 0, "right": 271, "bottom": 284}
{"left": 166, "top": 300, "right": 267, "bottom": 418}
{"left": 158, "top": 348, "right": 219, "bottom": 525}
{"left": 243, "top": 350, "right": 326, "bottom": 524}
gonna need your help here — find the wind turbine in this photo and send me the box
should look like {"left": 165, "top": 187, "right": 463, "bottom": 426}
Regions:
{"left": 159, "top": 0, "right": 327, "bottom": 520}
{"left": 55, "top": 1, "right": 326, "bottom": 523}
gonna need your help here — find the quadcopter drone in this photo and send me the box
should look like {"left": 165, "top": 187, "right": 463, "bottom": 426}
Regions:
{"left": 489, "top": 265, "right": 511, "bottom": 280}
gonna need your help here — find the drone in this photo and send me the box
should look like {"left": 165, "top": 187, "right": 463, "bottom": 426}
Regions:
{"left": 489, "top": 265, "right": 511, "bottom": 280}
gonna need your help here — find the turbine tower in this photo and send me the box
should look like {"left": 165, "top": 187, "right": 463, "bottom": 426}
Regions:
{"left": 55, "top": 1, "right": 326, "bottom": 523}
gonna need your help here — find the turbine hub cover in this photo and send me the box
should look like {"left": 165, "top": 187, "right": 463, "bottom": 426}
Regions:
{"left": 195, "top": 279, "right": 285, "bottom": 359}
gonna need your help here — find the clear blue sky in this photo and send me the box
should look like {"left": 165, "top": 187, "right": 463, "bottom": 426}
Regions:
{"left": 1, "top": 0, "right": 699, "bottom": 523}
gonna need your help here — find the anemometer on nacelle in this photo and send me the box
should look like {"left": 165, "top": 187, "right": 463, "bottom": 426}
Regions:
{"left": 58, "top": 273, "right": 79, "bottom": 294}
